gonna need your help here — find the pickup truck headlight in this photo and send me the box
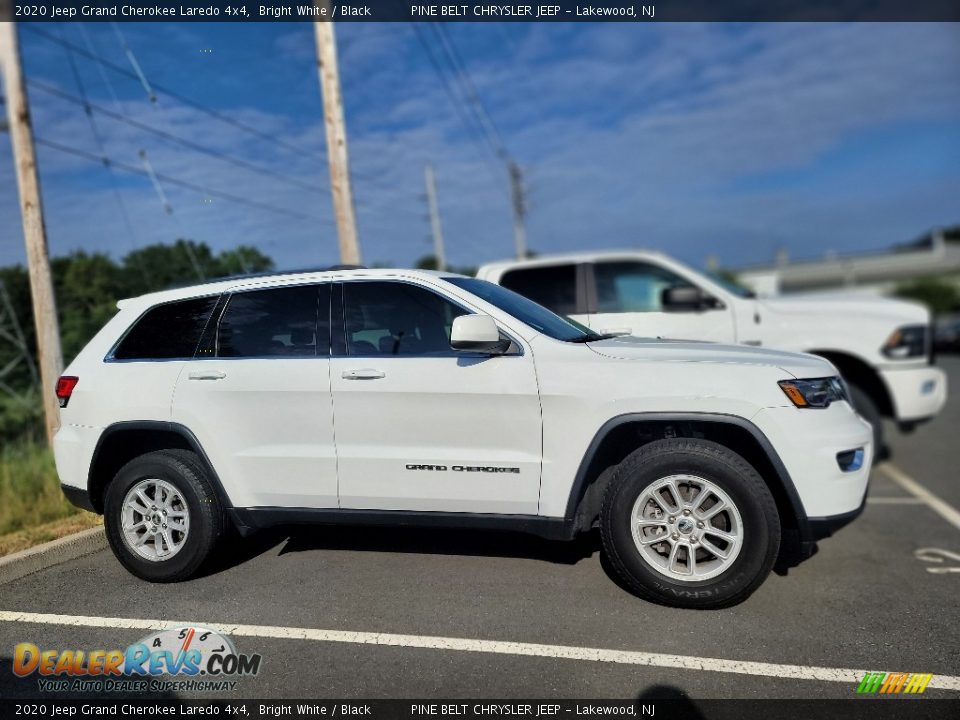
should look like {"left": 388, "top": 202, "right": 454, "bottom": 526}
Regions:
{"left": 881, "top": 324, "right": 927, "bottom": 359}
{"left": 779, "top": 377, "right": 848, "bottom": 409}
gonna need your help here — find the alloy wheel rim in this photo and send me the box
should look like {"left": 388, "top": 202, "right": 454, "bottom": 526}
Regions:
{"left": 120, "top": 479, "right": 190, "bottom": 562}
{"left": 630, "top": 474, "right": 743, "bottom": 582}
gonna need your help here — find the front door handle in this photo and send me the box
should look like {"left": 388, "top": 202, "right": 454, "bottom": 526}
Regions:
{"left": 600, "top": 327, "right": 632, "bottom": 337}
{"left": 188, "top": 370, "right": 226, "bottom": 381}
{"left": 342, "top": 369, "right": 386, "bottom": 380}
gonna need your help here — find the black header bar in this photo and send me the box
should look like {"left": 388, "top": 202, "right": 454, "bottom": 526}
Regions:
{"left": 0, "top": 700, "right": 958, "bottom": 720}
{"left": 7, "top": 0, "right": 960, "bottom": 23}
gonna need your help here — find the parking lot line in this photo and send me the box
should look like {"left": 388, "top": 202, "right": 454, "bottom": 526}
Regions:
{"left": 2, "top": 610, "right": 959, "bottom": 691}
{"left": 867, "top": 497, "right": 924, "bottom": 505}
{"left": 878, "top": 463, "right": 960, "bottom": 531}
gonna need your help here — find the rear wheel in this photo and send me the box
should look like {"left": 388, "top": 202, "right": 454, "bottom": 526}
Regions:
{"left": 104, "top": 450, "right": 223, "bottom": 582}
{"left": 600, "top": 439, "right": 780, "bottom": 609}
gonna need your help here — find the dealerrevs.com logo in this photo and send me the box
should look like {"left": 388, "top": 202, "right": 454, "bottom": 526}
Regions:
{"left": 12, "top": 626, "right": 262, "bottom": 693}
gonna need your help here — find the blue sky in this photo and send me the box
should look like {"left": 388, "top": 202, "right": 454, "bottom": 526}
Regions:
{"left": 1, "top": 22, "right": 958, "bottom": 273}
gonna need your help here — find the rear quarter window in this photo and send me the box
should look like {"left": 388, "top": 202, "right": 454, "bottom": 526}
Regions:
{"left": 111, "top": 296, "right": 218, "bottom": 360}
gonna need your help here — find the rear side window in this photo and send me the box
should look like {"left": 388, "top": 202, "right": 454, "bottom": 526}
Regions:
{"left": 112, "top": 296, "right": 217, "bottom": 361}
{"left": 217, "top": 285, "right": 329, "bottom": 358}
{"left": 500, "top": 265, "right": 578, "bottom": 315}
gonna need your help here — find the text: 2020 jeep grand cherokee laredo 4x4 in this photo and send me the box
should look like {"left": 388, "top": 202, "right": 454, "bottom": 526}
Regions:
{"left": 54, "top": 269, "right": 872, "bottom": 608}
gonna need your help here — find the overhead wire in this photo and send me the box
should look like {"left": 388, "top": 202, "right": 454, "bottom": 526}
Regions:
{"left": 22, "top": 26, "right": 326, "bottom": 163}
{"left": 59, "top": 27, "right": 153, "bottom": 285}
{"left": 34, "top": 137, "right": 324, "bottom": 222}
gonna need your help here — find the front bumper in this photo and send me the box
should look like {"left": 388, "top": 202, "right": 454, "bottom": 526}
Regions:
{"left": 880, "top": 365, "right": 947, "bottom": 423}
{"left": 808, "top": 491, "right": 868, "bottom": 541}
{"left": 752, "top": 402, "right": 873, "bottom": 519}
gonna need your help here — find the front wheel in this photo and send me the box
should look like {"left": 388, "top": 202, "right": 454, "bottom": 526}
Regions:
{"left": 104, "top": 449, "right": 224, "bottom": 582}
{"left": 600, "top": 439, "right": 780, "bottom": 609}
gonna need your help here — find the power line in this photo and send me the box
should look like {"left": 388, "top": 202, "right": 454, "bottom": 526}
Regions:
{"left": 27, "top": 79, "right": 327, "bottom": 194}
{"left": 405, "top": 22, "right": 505, "bottom": 182}
{"left": 109, "top": 22, "right": 157, "bottom": 105}
{"left": 77, "top": 24, "right": 126, "bottom": 115}
{"left": 58, "top": 29, "right": 152, "bottom": 285}
{"left": 21, "top": 26, "right": 326, "bottom": 163}
{"left": 431, "top": 24, "right": 508, "bottom": 160}
{"left": 137, "top": 147, "right": 205, "bottom": 279}
{"left": 34, "top": 137, "right": 324, "bottom": 222}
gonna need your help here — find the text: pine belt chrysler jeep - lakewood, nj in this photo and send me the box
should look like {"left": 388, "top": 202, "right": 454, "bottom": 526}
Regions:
{"left": 55, "top": 269, "right": 872, "bottom": 608}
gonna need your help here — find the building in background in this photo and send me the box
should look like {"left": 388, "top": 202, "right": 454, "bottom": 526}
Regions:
{"left": 732, "top": 227, "right": 960, "bottom": 297}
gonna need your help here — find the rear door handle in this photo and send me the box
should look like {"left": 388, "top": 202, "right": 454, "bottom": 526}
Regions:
{"left": 342, "top": 369, "right": 386, "bottom": 380}
{"left": 188, "top": 370, "right": 226, "bottom": 381}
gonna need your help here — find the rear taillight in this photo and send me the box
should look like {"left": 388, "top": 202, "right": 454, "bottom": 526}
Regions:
{"left": 55, "top": 376, "right": 79, "bottom": 408}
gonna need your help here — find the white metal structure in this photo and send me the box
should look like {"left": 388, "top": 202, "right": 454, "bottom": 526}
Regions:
{"left": 54, "top": 268, "right": 872, "bottom": 608}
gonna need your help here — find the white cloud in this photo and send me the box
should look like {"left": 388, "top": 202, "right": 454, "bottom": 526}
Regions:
{"left": 1, "top": 22, "right": 957, "bottom": 274}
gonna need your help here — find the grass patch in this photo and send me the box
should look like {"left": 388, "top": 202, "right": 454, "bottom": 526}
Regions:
{"left": 0, "top": 440, "right": 91, "bottom": 537}
{"left": 0, "top": 513, "right": 102, "bottom": 557}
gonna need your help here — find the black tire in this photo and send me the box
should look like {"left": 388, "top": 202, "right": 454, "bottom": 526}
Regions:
{"left": 104, "top": 449, "right": 224, "bottom": 582}
{"left": 600, "top": 439, "right": 780, "bottom": 609}
{"left": 847, "top": 384, "right": 886, "bottom": 462}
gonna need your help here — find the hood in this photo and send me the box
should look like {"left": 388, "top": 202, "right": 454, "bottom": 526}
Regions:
{"left": 760, "top": 293, "right": 929, "bottom": 325}
{"left": 587, "top": 336, "right": 835, "bottom": 379}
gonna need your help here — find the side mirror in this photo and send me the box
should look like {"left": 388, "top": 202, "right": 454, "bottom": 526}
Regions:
{"left": 450, "top": 315, "right": 510, "bottom": 354}
{"left": 661, "top": 286, "right": 721, "bottom": 312}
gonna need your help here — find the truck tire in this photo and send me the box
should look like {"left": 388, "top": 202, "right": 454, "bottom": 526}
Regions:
{"left": 104, "top": 449, "right": 224, "bottom": 582}
{"left": 847, "top": 383, "right": 886, "bottom": 461}
{"left": 600, "top": 439, "right": 780, "bottom": 609}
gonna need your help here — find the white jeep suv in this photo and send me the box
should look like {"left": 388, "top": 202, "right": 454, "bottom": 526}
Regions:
{"left": 54, "top": 269, "right": 872, "bottom": 608}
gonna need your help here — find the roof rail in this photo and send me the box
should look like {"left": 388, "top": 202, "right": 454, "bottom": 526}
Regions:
{"left": 169, "top": 264, "right": 369, "bottom": 288}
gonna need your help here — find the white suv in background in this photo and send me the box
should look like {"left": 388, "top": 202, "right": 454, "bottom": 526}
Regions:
{"left": 477, "top": 251, "right": 947, "bottom": 453}
{"left": 54, "top": 268, "right": 871, "bottom": 608}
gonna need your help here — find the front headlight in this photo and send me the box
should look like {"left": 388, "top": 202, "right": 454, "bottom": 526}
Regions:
{"left": 882, "top": 324, "right": 927, "bottom": 359}
{"left": 779, "top": 377, "right": 848, "bottom": 409}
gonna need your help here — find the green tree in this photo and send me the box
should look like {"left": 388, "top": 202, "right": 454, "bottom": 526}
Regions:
{"left": 121, "top": 239, "right": 217, "bottom": 294}
{"left": 893, "top": 278, "right": 960, "bottom": 316}
{"left": 414, "top": 254, "right": 439, "bottom": 270}
{"left": 413, "top": 254, "right": 476, "bottom": 276}
{"left": 52, "top": 251, "right": 127, "bottom": 363}
{"left": 213, "top": 245, "right": 274, "bottom": 277}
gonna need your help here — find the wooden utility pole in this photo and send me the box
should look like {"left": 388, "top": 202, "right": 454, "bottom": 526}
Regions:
{"left": 0, "top": 16, "right": 64, "bottom": 445}
{"left": 423, "top": 163, "right": 446, "bottom": 272}
{"left": 314, "top": 2, "right": 361, "bottom": 265}
{"left": 508, "top": 161, "right": 527, "bottom": 260}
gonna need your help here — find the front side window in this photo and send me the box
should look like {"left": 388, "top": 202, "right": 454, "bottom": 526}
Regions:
{"left": 217, "top": 285, "right": 329, "bottom": 358}
{"left": 342, "top": 282, "right": 467, "bottom": 356}
{"left": 499, "top": 264, "right": 579, "bottom": 315}
{"left": 112, "top": 296, "right": 218, "bottom": 360}
{"left": 444, "top": 277, "right": 592, "bottom": 341}
{"left": 593, "top": 261, "right": 695, "bottom": 313}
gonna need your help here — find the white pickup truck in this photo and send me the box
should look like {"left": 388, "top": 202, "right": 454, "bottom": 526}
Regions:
{"left": 477, "top": 251, "right": 947, "bottom": 452}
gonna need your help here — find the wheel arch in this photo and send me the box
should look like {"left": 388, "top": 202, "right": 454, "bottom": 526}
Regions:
{"left": 565, "top": 413, "right": 811, "bottom": 550}
{"left": 808, "top": 349, "right": 893, "bottom": 418}
{"left": 87, "top": 421, "right": 232, "bottom": 514}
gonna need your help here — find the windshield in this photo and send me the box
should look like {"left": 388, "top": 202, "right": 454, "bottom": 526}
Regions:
{"left": 445, "top": 277, "right": 596, "bottom": 342}
{"left": 704, "top": 271, "right": 755, "bottom": 299}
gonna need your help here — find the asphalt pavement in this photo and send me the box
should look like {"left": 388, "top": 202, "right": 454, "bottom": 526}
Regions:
{"left": 1, "top": 358, "right": 958, "bottom": 701}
